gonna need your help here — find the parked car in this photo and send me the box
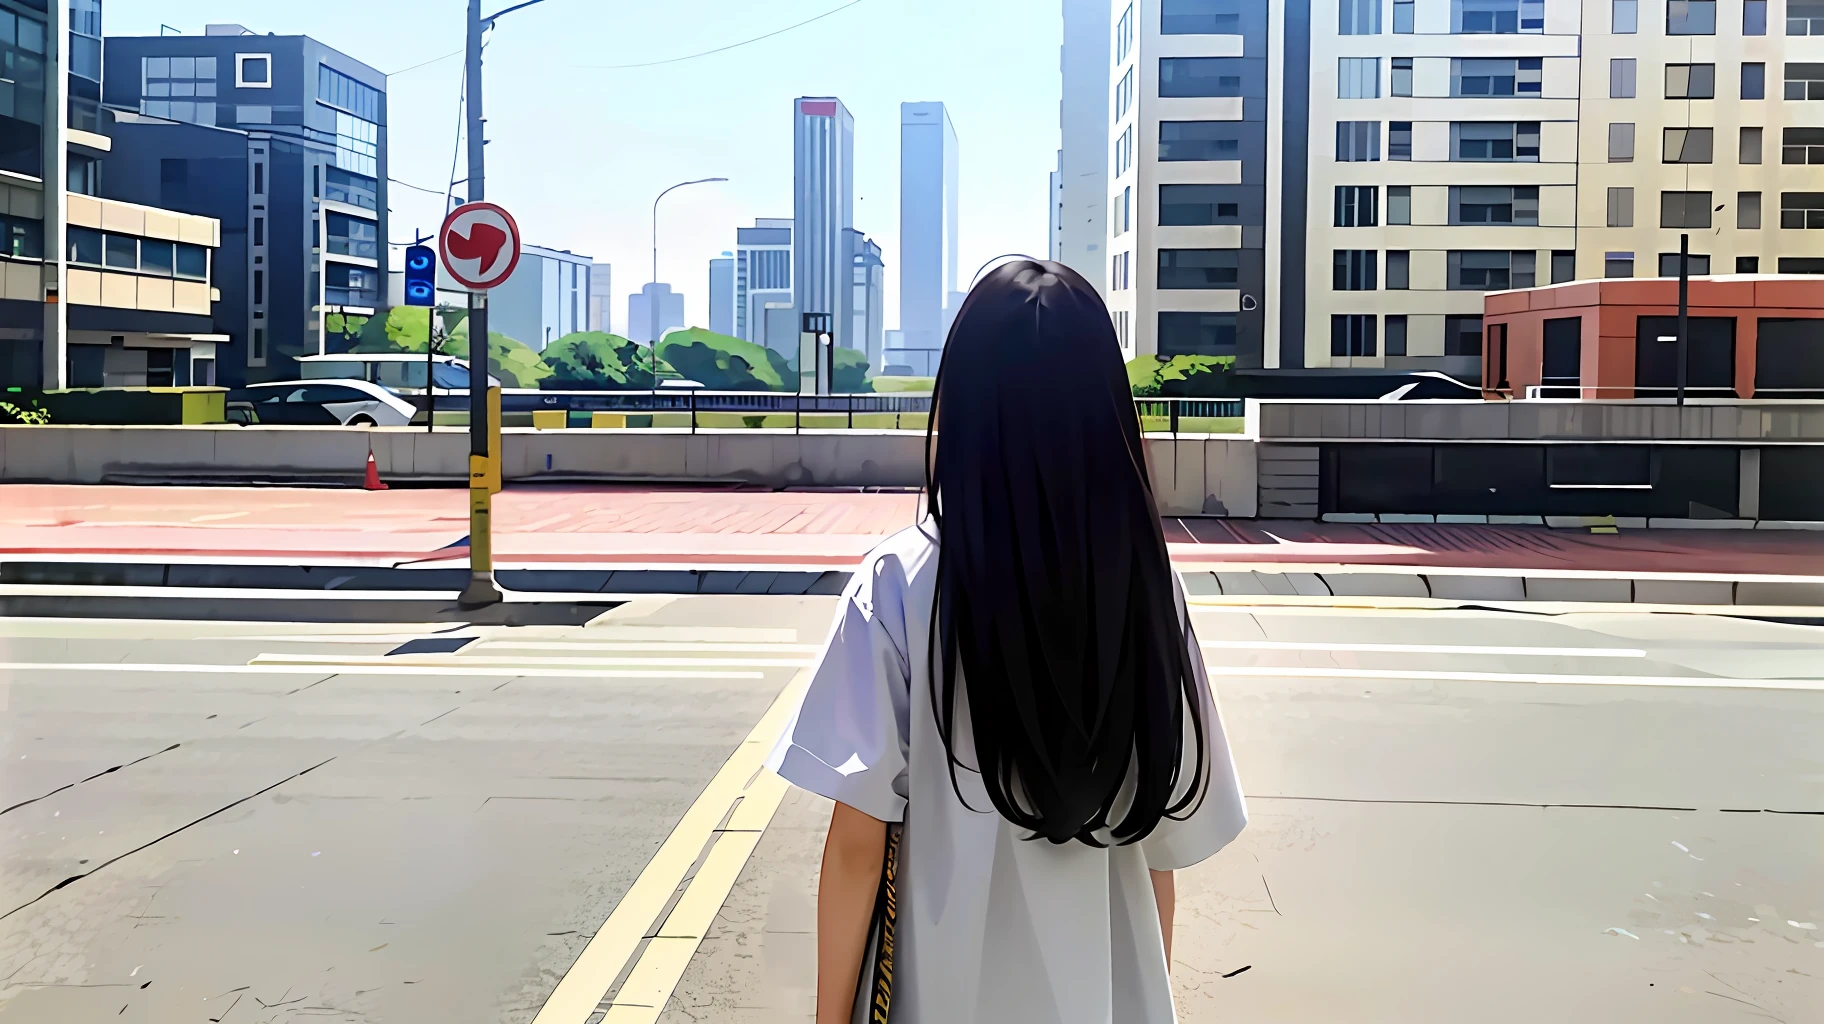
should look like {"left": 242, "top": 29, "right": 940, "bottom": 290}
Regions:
{"left": 296, "top": 353, "right": 500, "bottom": 395}
{"left": 1379, "top": 372, "right": 1484, "bottom": 401}
{"left": 225, "top": 380, "right": 417, "bottom": 426}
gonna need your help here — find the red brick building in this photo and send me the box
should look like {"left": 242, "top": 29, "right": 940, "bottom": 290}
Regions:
{"left": 1481, "top": 277, "right": 1824, "bottom": 399}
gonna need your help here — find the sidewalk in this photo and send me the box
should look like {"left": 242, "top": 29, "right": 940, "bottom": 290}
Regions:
{"left": 3, "top": 483, "right": 1823, "bottom": 579}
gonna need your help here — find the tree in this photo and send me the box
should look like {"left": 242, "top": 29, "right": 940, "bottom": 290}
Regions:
{"left": 656, "top": 328, "right": 791, "bottom": 391}
{"left": 1126, "top": 354, "right": 1236, "bottom": 397}
{"left": 541, "top": 331, "right": 672, "bottom": 390}
{"left": 832, "top": 347, "right": 874, "bottom": 393}
{"left": 442, "top": 328, "right": 554, "bottom": 389}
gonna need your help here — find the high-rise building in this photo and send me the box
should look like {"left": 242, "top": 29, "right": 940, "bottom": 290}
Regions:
{"left": 589, "top": 262, "right": 612, "bottom": 334}
{"left": 793, "top": 97, "right": 855, "bottom": 348}
{"left": 899, "top": 102, "right": 959, "bottom": 363}
{"left": 104, "top": 23, "right": 389, "bottom": 384}
{"left": 1049, "top": 165, "right": 1065, "bottom": 260}
{"left": 1107, "top": 0, "right": 1824, "bottom": 383}
{"left": 709, "top": 253, "right": 734, "bottom": 336}
{"left": 487, "top": 245, "right": 593, "bottom": 351}
{"left": 845, "top": 231, "right": 886, "bottom": 368}
{"left": 735, "top": 217, "right": 792, "bottom": 350}
{"left": 0, "top": 1, "right": 230, "bottom": 390}
{"left": 627, "top": 282, "right": 684, "bottom": 344}
{"left": 1057, "top": 0, "right": 1111, "bottom": 290}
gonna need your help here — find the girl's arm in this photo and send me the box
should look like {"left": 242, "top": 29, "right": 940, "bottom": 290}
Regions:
{"left": 1151, "top": 868, "right": 1176, "bottom": 968}
{"left": 816, "top": 800, "right": 889, "bottom": 1024}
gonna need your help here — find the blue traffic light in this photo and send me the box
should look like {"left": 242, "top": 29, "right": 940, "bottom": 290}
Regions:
{"left": 404, "top": 244, "right": 436, "bottom": 307}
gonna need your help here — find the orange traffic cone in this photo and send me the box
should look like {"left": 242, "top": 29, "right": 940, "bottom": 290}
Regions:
{"left": 363, "top": 448, "right": 388, "bottom": 491}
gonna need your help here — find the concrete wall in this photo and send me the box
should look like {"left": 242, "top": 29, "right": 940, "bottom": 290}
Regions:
{"left": 1253, "top": 400, "right": 1824, "bottom": 443}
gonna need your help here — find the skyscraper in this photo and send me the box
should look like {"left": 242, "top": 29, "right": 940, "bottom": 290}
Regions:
{"left": 588, "top": 262, "right": 612, "bottom": 334}
{"left": 627, "top": 283, "right": 684, "bottom": 344}
{"left": 709, "top": 253, "right": 734, "bottom": 336}
{"left": 843, "top": 230, "right": 886, "bottom": 369}
{"left": 1056, "top": 0, "right": 1109, "bottom": 292}
{"left": 793, "top": 97, "right": 855, "bottom": 348}
{"left": 899, "top": 101, "right": 959, "bottom": 362}
{"left": 735, "top": 218, "right": 792, "bottom": 350}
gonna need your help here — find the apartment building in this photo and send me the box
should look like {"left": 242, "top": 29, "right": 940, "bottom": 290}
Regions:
{"left": 1104, "top": 0, "right": 1824, "bottom": 382}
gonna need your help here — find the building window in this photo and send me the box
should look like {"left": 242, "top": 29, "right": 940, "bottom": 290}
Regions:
{"left": 1778, "top": 257, "right": 1824, "bottom": 272}
{"left": 1613, "top": 0, "right": 1638, "bottom": 32}
{"left": 104, "top": 233, "right": 137, "bottom": 270}
{"left": 1784, "top": 127, "right": 1824, "bottom": 163}
{"left": 1339, "top": 58, "right": 1381, "bottom": 98}
{"left": 1453, "top": 0, "right": 1544, "bottom": 32}
{"left": 1387, "top": 250, "right": 1411, "bottom": 288}
{"left": 327, "top": 263, "right": 381, "bottom": 306}
{"left": 318, "top": 65, "right": 382, "bottom": 121}
{"left": 1334, "top": 250, "right": 1378, "bottom": 290}
{"left": 1335, "top": 186, "right": 1379, "bottom": 226}
{"left": 1452, "top": 58, "right": 1542, "bottom": 97}
{"left": 1739, "top": 191, "right": 1762, "bottom": 228}
{"left": 1605, "top": 252, "right": 1635, "bottom": 278}
{"left": 1158, "top": 248, "right": 1241, "bottom": 288}
{"left": 1116, "top": 4, "right": 1134, "bottom": 60}
{"left": 1788, "top": 1, "right": 1824, "bottom": 32}
{"left": 1661, "top": 190, "right": 1715, "bottom": 228}
{"left": 1607, "top": 186, "right": 1635, "bottom": 227}
{"left": 1331, "top": 315, "right": 1378, "bottom": 356}
{"left": 253, "top": 217, "right": 265, "bottom": 247}
{"left": 1385, "top": 315, "right": 1409, "bottom": 355}
{"left": 1115, "top": 125, "right": 1134, "bottom": 175}
{"left": 332, "top": 112, "right": 380, "bottom": 178}
{"left": 1552, "top": 250, "right": 1576, "bottom": 283}
{"left": 253, "top": 161, "right": 264, "bottom": 196}
{"left": 253, "top": 269, "right": 265, "bottom": 304}
{"left": 1160, "top": 57, "right": 1257, "bottom": 97}
{"left": 1781, "top": 192, "right": 1824, "bottom": 228}
{"left": 1159, "top": 121, "right": 1244, "bottom": 161}
{"left": 325, "top": 167, "right": 380, "bottom": 211}
{"left": 1745, "top": 0, "right": 1767, "bottom": 33}
{"left": 139, "top": 55, "right": 220, "bottom": 126}
{"left": 235, "top": 53, "right": 272, "bottom": 88}
{"left": 1389, "top": 121, "right": 1413, "bottom": 159}
{"left": 1158, "top": 312, "right": 1238, "bottom": 356}
{"left": 68, "top": 155, "right": 100, "bottom": 196}
{"left": 1452, "top": 185, "right": 1539, "bottom": 224}
{"left": 1663, "top": 127, "right": 1714, "bottom": 163}
{"left": 1449, "top": 250, "right": 1535, "bottom": 289}
{"left": 1611, "top": 59, "right": 1636, "bottom": 98}
{"left": 1388, "top": 186, "right": 1412, "bottom": 224}
{"left": 1744, "top": 63, "right": 1767, "bottom": 99}
{"left": 252, "top": 328, "right": 266, "bottom": 365}
{"left": 1737, "top": 256, "right": 1760, "bottom": 272}
{"left": 1667, "top": 0, "right": 1716, "bottom": 34}
{"left": 1658, "top": 252, "right": 1712, "bottom": 275}
{"left": 1122, "top": 186, "right": 1133, "bottom": 232}
{"left": 1336, "top": 121, "right": 1381, "bottom": 161}
{"left": 1340, "top": 0, "right": 1381, "bottom": 33}
{"left": 67, "top": 227, "right": 102, "bottom": 266}
{"left": 1115, "top": 67, "right": 1135, "bottom": 120}
{"left": 0, "top": 212, "right": 41, "bottom": 260}
{"left": 1162, "top": 0, "right": 1243, "bottom": 33}
{"left": 1609, "top": 122, "right": 1635, "bottom": 161}
{"left": 1394, "top": 0, "right": 1415, "bottom": 31}
{"left": 1786, "top": 63, "right": 1824, "bottom": 99}
{"left": 1392, "top": 57, "right": 1413, "bottom": 96}
{"left": 1666, "top": 64, "right": 1716, "bottom": 99}
{"left": 1160, "top": 184, "right": 1246, "bottom": 224}
{"left": 1454, "top": 121, "right": 1541, "bottom": 161}
{"left": 1742, "top": 126, "right": 1764, "bottom": 164}
{"left": 326, "top": 212, "right": 380, "bottom": 259}
{"left": 1444, "top": 316, "right": 1485, "bottom": 356}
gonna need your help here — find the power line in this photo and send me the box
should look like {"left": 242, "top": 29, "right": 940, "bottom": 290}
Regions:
{"left": 390, "top": 176, "right": 460, "bottom": 199}
{"left": 579, "top": 0, "right": 867, "bottom": 70}
{"left": 388, "top": 49, "right": 463, "bottom": 77}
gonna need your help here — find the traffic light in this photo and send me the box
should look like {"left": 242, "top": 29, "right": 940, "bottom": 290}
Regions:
{"left": 404, "top": 244, "right": 436, "bottom": 307}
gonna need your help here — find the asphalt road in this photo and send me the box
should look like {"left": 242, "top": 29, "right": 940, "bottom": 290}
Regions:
{"left": 2, "top": 596, "right": 1822, "bottom": 1023}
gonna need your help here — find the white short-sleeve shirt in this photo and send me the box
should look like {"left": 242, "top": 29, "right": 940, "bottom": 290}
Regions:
{"left": 769, "top": 524, "right": 1248, "bottom": 1023}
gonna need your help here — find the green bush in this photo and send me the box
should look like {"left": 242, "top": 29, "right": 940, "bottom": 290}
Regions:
{"left": 832, "top": 347, "right": 874, "bottom": 393}
{"left": 542, "top": 331, "right": 672, "bottom": 390}
{"left": 656, "top": 328, "right": 792, "bottom": 391}
{"left": 1126, "top": 354, "right": 1236, "bottom": 397}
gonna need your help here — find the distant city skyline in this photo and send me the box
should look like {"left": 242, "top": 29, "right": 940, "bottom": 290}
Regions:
{"left": 100, "top": 0, "right": 1059, "bottom": 337}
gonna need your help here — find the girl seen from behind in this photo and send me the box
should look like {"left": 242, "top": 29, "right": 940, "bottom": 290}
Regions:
{"left": 769, "top": 259, "right": 1247, "bottom": 1023}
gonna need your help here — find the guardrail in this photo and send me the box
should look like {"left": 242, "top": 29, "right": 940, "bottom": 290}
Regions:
{"left": 1516, "top": 385, "right": 1824, "bottom": 400}
{"left": 413, "top": 391, "right": 1248, "bottom": 433}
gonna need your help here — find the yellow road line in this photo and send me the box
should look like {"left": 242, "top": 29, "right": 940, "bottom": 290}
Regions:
{"left": 530, "top": 670, "right": 809, "bottom": 1024}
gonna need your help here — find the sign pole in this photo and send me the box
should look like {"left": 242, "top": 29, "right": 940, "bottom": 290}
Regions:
{"left": 461, "top": 289, "right": 501, "bottom": 608}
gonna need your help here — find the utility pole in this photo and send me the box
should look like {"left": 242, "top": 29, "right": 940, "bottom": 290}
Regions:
{"left": 41, "top": 0, "right": 67, "bottom": 389}
{"left": 1676, "top": 232, "right": 1689, "bottom": 408}
{"left": 459, "top": 0, "right": 499, "bottom": 608}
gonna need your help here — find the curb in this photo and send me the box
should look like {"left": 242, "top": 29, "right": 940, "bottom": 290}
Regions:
{"left": 1181, "top": 568, "right": 1824, "bottom": 608}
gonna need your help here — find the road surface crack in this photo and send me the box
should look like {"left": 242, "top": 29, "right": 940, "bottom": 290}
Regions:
{"left": 0, "top": 757, "right": 336, "bottom": 922}
{"left": 1, "top": 743, "right": 181, "bottom": 817}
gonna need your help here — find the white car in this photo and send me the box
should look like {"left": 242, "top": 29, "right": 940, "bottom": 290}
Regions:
{"left": 226, "top": 379, "right": 417, "bottom": 427}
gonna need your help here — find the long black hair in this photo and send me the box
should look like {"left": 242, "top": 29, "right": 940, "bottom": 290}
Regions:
{"left": 925, "top": 259, "right": 1207, "bottom": 847}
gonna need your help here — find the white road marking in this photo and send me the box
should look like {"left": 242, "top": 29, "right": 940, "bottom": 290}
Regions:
{"left": 248, "top": 653, "right": 816, "bottom": 669}
{"left": 0, "top": 662, "right": 764, "bottom": 680}
{"left": 1204, "top": 665, "right": 1824, "bottom": 691}
{"left": 476, "top": 640, "right": 824, "bottom": 655}
{"left": 1200, "top": 639, "right": 1646, "bottom": 659}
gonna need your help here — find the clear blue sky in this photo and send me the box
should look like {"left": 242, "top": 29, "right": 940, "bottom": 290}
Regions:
{"left": 103, "top": 0, "right": 1065, "bottom": 333}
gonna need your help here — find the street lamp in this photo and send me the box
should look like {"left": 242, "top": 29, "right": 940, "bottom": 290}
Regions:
{"left": 649, "top": 176, "right": 728, "bottom": 376}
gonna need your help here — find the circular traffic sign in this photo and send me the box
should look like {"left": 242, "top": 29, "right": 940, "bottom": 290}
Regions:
{"left": 438, "top": 202, "right": 522, "bottom": 291}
